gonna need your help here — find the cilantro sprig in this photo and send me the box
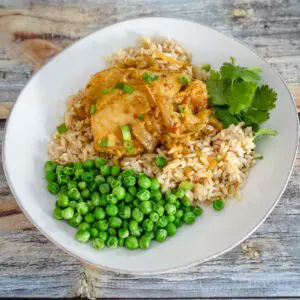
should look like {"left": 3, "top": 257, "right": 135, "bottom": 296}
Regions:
{"left": 206, "top": 59, "right": 278, "bottom": 139}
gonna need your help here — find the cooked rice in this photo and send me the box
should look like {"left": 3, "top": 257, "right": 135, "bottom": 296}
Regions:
{"left": 48, "top": 36, "right": 257, "bottom": 204}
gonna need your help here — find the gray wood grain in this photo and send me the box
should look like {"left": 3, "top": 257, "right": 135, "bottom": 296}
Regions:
{"left": 0, "top": 0, "right": 299, "bottom": 298}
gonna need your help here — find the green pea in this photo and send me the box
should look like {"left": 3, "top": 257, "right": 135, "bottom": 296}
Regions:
{"left": 118, "top": 228, "right": 129, "bottom": 239}
{"left": 179, "top": 180, "right": 194, "bottom": 191}
{"left": 142, "top": 219, "right": 154, "bottom": 232}
{"left": 111, "top": 165, "right": 121, "bottom": 177}
{"left": 106, "top": 204, "right": 118, "bottom": 217}
{"left": 128, "top": 186, "right": 137, "bottom": 196}
{"left": 83, "top": 160, "right": 94, "bottom": 170}
{"left": 74, "top": 162, "right": 83, "bottom": 169}
{"left": 118, "top": 238, "right": 125, "bottom": 247}
{"left": 108, "top": 217, "right": 122, "bottom": 228}
{"left": 78, "top": 181, "right": 87, "bottom": 191}
{"left": 213, "top": 199, "right": 224, "bottom": 211}
{"left": 47, "top": 182, "right": 60, "bottom": 194}
{"left": 90, "top": 227, "right": 99, "bottom": 239}
{"left": 165, "top": 203, "right": 177, "bottom": 215}
{"left": 166, "top": 194, "right": 177, "bottom": 204}
{"left": 99, "top": 183, "right": 110, "bottom": 194}
{"left": 132, "top": 208, "right": 144, "bottom": 223}
{"left": 88, "top": 182, "right": 98, "bottom": 193}
{"left": 107, "top": 227, "right": 117, "bottom": 237}
{"left": 45, "top": 161, "right": 57, "bottom": 173}
{"left": 55, "top": 165, "right": 64, "bottom": 174}
{"left": 193, "top": 206, "right": 203, "bottom": 216}
{"left": 74, "top": 169, "right": 84, "bottom": 180}
{"left": 92, "top": 238, "right": 105, "bottom": 250}
{"left": 69, "top": 201, "right": 77, "bottom": 209}
{"left": 95, "top": 157, "right": 107, "bottom": 168}
{"left": 63, "top": 166, "right": 74, "bottom": 176}
{"left": 175, "top": 200, "right": 180, "bottom": 209}
{"left": 140, "top": 201, "right": 152, "bottom": 214}
{"left": 183, "top": 206, "right": 192, "bottom": 212}
{"left": 123, "top": 176, "right": 136, "bottom": 188}
{"left": 84, "top": 213, "right": 95, "bottom": 223}
{"left": 68, "top": 188, "right": 81, "bottom": 201}
{"left": 139, "top": 233, "right": 152, "bottom": 249}
{"left": 91, "top": 192, "right": 101, "bottom": 206}
{"left": 174, "top": 217, "right": 183, "bottom": 228}
{"left": 68, "top": 214, "right": 83, "bottom": 227}
{"left": 138, "top": 176, "right": 151, "bottom": 189}
{"left": 150, "top": 190, "right": 162, "bottom": 201}
{"left": 61, "top": 207, "right": 74, "bottom": 220}
{"left": 111, "top": 179, "right": 122, "bottom": 189}
{"left": 149, "top": 211, "right": 159, "bottom": 222}
{"left": 125, "top": 236, "right": 139, "bottom": 250}
{"left": 75, "top": 230, "right": 90, "bottom": 243}
{"left": 155, "top": 156, "right": 167, "bottom": 168}
{"left": 119, "top": 206, "right": 131, "bottom": 219}
{"left": 167, "top": 215, "right": 175, "bottom": 223}
{"left": 66, "top": 180, "right": 77, "bottom": 190}
{"left": 53, "top": 207, "right": 63, "bottom": 220}
{"left": 175, "top": 209, "right": 184, "bottom": 218}
{"left": 76, "top": 202, "right": 89, "bottom": 215}
{"left": 100, "top": 165, "right": 111, "bottom": 176}
{"left": 137, "top": 189, "right": 150, "bottom": 201}
{"left": 78, "top": 222, "right": 91, "bottom": 231}
{"left": 99, "top": 195, "right": 108, "bottom": 207}
{"left": 45, "top": 171, "right": 56, "bottom": 182}
{"left": 122, "top": 220, "right": 129, "bottom": 229}
{"left": 112, "top": 186, "right": 126, "bottom": 200}
{"left": 94, "top": 174, "right": 105, "bottom": 185}
{"left": 82, "top": 171, "right": 94, "bottom": 182}
{"left": 157, "top": 216, "right": 168, "bottom": 228}
{"left": 155, "top": 229, "right": 168, "bottom": 242}
{"left": 124, "top": 193, "right": 134, "bottom": 204}
{"left": 182, "top": 196, "right": 191, "bottom": 207}
{"left": 98, "top": 231, "right": 108, "bottom": 242}
{"left": 95, "top": 220, "right": 108, "bottom": 232}
{"left": 150, "top": 178, "right": 160, "bottom": 191}
{"left": 122, "top": 169, "right": 136, "bottom": 177}
{"left": 106, "top": 176, "right": 114, "bottom": 186}
{"left": 129, "top": 220, "right": 140, "bottom": 236}
{"left": 166, "top": 222, "right": 177, "bottom": 236}
{"left": 174, "top": 188, "right": 185, "bottom": 199}
{"left": 133, "top": 199, "right": 140, "bottom": 208}
{"left": 93, "top": 207, "right": 106, "bottom": 220}
{"left": 81, "top": 189, "right": 90, "bottom": 199}
{"left": 59, "top": 185, "right": 68, "bottom": 194}
{"left": 107, "top": 194, "right": 118, "bottom": 204}
{"left": 183, "top": 211, "right": 196, "bottom": 224}
{"left": 57, "top": 193, "right": 69, "bottom": 208}
{"left": 155, "top": 205, "right": 165, "bottom": 217}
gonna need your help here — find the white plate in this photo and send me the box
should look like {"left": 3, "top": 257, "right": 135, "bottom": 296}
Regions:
{"left": 3, "top": 18, "right": 298, "bottom": 274}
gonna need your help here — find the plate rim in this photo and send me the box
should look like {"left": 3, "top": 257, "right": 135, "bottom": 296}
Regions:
{"left": 2, "top": 17, "right": 299, "bottom": 274}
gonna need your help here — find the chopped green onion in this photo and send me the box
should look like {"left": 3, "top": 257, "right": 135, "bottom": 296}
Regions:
{"left": 138, "top": 114, "right": 145, "bottom": 121}
{"left": 213, "top": 199, "right": 224, "bottom": 211}
{"left": 177, "top": 104, "right": 187, "bottom": 114}
{"left": 120, "top": 125, "right": 134, "bottom": 153}
{"left": 115, "top": 82, "right": 135, "bottom": 94}
{"left": 101, "top": 89, "right": 110, "bottom": 95}
{"left": 98, "top": 138, "right": 109, "bottom": 147}
{"left": 57, "top": 123, "right": 68, "bottom": 134}
{"left": 179, "top": 181, "right": 194, "bottom": 191}
{"left": 179, "top": 75, "right": 190, "bottom": 87}
{"left": 90, "top": 104, "right": 96, "bottom": 115}
{"left": 202, "top": 63, "right": 211, "bottom": 72}
{"left": 143, "top": 72, "right": 160, "bottom": 84}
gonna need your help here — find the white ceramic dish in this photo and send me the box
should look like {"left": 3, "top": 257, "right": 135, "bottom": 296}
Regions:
{"left": 3, "top": 18, "right": 298, "bottom": 274}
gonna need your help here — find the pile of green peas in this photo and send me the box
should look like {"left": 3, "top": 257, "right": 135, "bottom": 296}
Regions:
{"left": 44, "top": 158, "right": 204, "bottom": 251}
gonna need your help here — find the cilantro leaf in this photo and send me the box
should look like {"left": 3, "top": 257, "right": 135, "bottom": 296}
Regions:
{"left": 214, "top": 107, "right": 240, "bottom": 127}
{"left": 252, "top": 85, "right": 277, "bottom": 110}
{"left": 220, "top": 62, "right": 261, "bottom": 83}
{"left": 242, "top": 107, "right": 270, "bottom": 126}
{"left": 254, "top": 128, "right": 278, "bottom": 141}
{"left": 206, "top": 79, "right": 227, "bottom": 105}
{"left": 227, "top": 81, "right": 257, "bottom": 114}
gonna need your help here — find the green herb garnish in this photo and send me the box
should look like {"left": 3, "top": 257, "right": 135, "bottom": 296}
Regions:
{"left": 90, "top": 104, "right": 96, "bottom": 115}
{"left": 115, "top": 82, "right": 135, "bottom": 94}
{"left": 143, "top": 72, "right": 160, "bottom": 84}
{"left": 98, "top": 138, "right": 109, "bottom": 147}
{"left": 206, "top": 58, "right": 278, "bottom": 137}
{"left": 138, "top": 114, "right": 145, "bottom": 121}
{"left": 101, "top": 89, "right": 110, "bottom": 95}
{"left": 57, "top": 123, "right": 68, "bottom": 134}
{"left": 254, "top": 128, "right": 278, "bottom": 141}
{"left": 179, "top": 75, "right": 190, "bottom": 87}
{"left": 202, "top": 63, "right": 211, "bottom": 72}
{"left": 120, "top": 125, "right": 134, "bottom": 153}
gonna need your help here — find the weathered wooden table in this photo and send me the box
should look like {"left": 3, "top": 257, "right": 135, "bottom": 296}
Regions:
{"left": 0, "top": 0, "right": 299, "bottom": 298}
